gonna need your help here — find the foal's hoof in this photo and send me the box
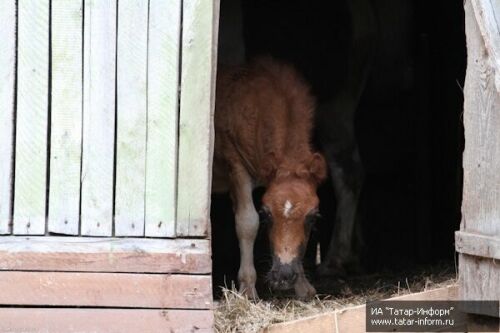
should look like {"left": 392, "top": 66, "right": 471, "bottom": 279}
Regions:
{"left": 294, "top": 279, "right": 316, "bottom": 300}
{"left": 239, "top": 283, "right": 259, "bottom": 301}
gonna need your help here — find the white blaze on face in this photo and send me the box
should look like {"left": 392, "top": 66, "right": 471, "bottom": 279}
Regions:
{"left": 283, "top": 200, "right": 293, "bottom": 218}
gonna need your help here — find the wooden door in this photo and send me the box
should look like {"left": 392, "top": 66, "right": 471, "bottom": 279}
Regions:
{"left": 456, "top": 0, "right": 500, "bottom": 317}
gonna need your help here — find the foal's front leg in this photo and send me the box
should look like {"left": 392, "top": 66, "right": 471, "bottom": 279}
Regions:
{"left": 230, "top": 165, "right": 259, "bottom": 299}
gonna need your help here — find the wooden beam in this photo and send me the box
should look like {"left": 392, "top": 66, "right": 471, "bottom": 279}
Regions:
{"left": 0, "top": 0, "right": 16, "bottom": 234}
{"left": 0, "top": 308, "right": 213, "bottom": 333}
{"left": 14, "top": 0, "right": 50, "bottom": 235}
{"left": 461, "top": 0, "right": 500, "bottom": 239}
{"left": 455, "top": 231, "right": 500, "bottom": 260}
{"left": 0, "top": 236, "right": 211, "bottom": 274}
{"left": 0, "top": 271, "right": 212, "bottom": 309}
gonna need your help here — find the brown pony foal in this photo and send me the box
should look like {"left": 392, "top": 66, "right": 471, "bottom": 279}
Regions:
{"left": 213, "top": 57, "right": 327, "bottom": 299}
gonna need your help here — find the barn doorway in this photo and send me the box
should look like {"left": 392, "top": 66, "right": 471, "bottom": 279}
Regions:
{"left": 211, "top": 0, "right": 466, "bottom": 298}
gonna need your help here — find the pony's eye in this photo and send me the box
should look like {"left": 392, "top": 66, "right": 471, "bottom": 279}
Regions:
{"left": 306, "top": 210, "right": 321, "bottom": 225}
{"left": 258, "top": 207, "right": 272, "bottom": 224}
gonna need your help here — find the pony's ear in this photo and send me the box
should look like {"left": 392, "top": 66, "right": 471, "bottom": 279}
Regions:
{"left": 308, "top": 152, "right": 327, "bottom": 185}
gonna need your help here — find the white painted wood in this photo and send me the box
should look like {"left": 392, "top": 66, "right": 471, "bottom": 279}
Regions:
{"left": 177, "top": 0, "right": 219, "bottom": 236}
{"left": 48, "top": 0, "right": 83, "bottom": 235}
{"left": 0, "top": 236, "right": 210, "bottom": 255}
{"left": 0, "top": 1, "right": 16, "bottom": 234}
{"left": 81, "top": 0, "right": 117, "bottom": 236}
{"left": 145, "top": 0, "right": 181, "bottom": 237}
{"left": 13, "top": 0, "right": 50, "bottom": 235}
{"left": 114, "top": 0, "right": 149, "bottom": 236}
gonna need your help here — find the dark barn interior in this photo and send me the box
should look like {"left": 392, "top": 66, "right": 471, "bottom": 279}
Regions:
{"left": 211, "top": 0, "right": 466, "bottom": 296}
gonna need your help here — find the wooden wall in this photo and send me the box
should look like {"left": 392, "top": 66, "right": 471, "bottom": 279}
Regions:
{"left": 0, "top": 0, "right": 218, "bottom": 331}
{"left": 0, "top": 0, "right": 218, "bottom": 239}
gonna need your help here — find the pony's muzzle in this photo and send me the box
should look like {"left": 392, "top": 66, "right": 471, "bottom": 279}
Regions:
{"left": 268, "top": 262, "right": 298, "bottom": 290}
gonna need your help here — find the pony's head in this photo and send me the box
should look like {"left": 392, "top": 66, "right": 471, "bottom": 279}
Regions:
{"left": 261, "top": 152, "right": 327, "bottom": 291}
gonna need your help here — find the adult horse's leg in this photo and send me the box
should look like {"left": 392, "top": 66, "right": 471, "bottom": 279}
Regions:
{"left": 229, "top": 163, "right": 259, "bottom": 299}
{"left": 317, "top": 99, "right": 364, "bottom": 276}
{"left": 317, "top": 0, "right": 375, "bottom": 276}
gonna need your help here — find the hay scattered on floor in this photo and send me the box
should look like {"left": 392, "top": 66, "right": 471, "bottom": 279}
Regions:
{"left": 214, "top": 265, "right": 457, "bottom": 333}
{"left": 214, "top": 285, "right": 347, "bottom": 333}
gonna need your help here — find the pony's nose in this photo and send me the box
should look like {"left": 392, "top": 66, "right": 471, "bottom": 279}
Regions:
{"left": 276, "top": 264, "right": 298, "bottom": 284}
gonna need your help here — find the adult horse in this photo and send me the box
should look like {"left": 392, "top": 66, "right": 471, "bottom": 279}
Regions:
{"left": 212, "top": 57, "right": 327, "bottom": 299}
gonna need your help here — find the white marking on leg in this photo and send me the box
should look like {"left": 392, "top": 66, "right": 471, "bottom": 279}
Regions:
{"left": 230, "top": 166, "right": 259, "bottom": 298}
{"left": 236, "top": 205, "right": 258, "bottom": 297}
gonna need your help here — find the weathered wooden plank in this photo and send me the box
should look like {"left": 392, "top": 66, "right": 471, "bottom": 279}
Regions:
{"left": 0, "top": 308, "right": 213, "bottom": 333}
{"left": 456, "top": 231, "right": 500, "bottom": 260}
{"left": 334, "top": 286, "right": 458, "bottom": 332}
{"left": 263, "top": 285, "right": 458, "bottom": 333}
{"left": 81, "top": 0, "right": 117, "bottom": 236}
{"left": 471, "top": 0, "right": 500, "bottom": 92}
{"left": 334, "top": 304, "right": 365, "bottom": 333}
{"left": 48, "top": 0, "right": 83, "bottom": 235}
{"left": 177, "top": 0, "right": 220, "bottom": 236}
{"left": 458, "top": 1, "right": 500, "bottom": 317}
{"left": 0, "top": 0, "right": 16, "bottom": 235}
{"left": 263, "top": 313, "right": 336, "bottom": 333}
{"left": 0, "top": 271, "right": 212, "bottom": 309}
{"left": 460, "top": 254, "right": 500, "bottom": 317}
{"left": 13, "top": 0, "right": 50, "bottom": 235}
{"left": 145, "top": 0, "right": 181, "bottom": 238}
{"left": 0, "top": 236, "right": 211, "bottom": 274}
{"left": 461, "top": 0, "right": 500, "bottom": 237}
{"left": 115, "top": 0, "right": 149, "bottom": 236}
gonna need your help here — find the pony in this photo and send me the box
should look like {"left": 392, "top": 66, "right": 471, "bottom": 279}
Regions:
{"left": 212, "top": 57, "right": 327, "bottom": 299}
